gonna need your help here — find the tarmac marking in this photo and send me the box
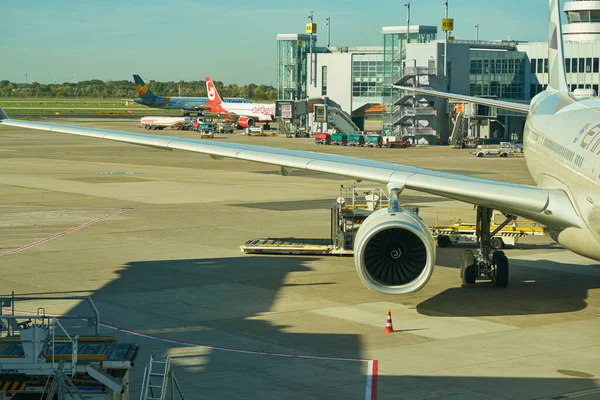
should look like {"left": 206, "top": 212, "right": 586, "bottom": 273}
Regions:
{"left": 4, "top": 307, "right": 380, "bottom": 399}
{"left": 101, "top": 322, "right": 379, "bottom": 400}
{"left": 0, "top": 208, "right": 132, "bottom": 257}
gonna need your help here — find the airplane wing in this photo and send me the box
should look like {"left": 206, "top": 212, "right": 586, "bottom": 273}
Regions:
{"left": 396, "top": 86, "right": 530, "bottom": 114}
{"left": 0, "top": 109, "right": 581, "bottom": 230}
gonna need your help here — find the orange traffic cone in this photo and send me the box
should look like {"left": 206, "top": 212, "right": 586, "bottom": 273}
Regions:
{"left": 383, "top": 310, "right": 394, "bottom": 333}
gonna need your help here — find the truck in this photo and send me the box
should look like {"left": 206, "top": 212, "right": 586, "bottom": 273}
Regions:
{"left": 216, "top": 122, "right": 234, "bottom": 133}
{"left": 140, "top": 116, "right": 191, "bottom": 130}
{"left": 472, "top": 141, "right": 515, "bottom": 157}
{"left": 383, "top": 136, "right": 410, "bottom": 148}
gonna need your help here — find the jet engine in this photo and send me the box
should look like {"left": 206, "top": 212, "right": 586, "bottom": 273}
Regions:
{"left": 237, "top": 117, "right": 254, "bottom": 128}
{"left": 354, "top": 207, "right": 436, "bottom": 295}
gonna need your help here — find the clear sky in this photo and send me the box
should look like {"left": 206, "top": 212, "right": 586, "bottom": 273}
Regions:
{"left": 0, "top": 0, "right": 551, "bottom": 85}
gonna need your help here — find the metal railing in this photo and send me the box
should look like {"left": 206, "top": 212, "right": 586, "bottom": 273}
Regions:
{"left": 0, "top": 294, "right": 100, "bottom": 336}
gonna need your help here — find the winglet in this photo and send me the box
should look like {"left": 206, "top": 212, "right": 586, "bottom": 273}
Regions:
{"left": 0, "top": 107, "right": 8, "bottom": 120}
{"left": 548, "top": 0, "right": 569, "bottom": 94}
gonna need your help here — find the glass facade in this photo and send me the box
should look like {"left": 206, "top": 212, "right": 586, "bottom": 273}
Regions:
{"left": 277, "top": 37, "right": 309, "bottom": 100}
{"left": 469, "top": 50, "right": 525, "bottom": 100}
{"left": 352, "top": 55, "right": 384, "bottom": 100}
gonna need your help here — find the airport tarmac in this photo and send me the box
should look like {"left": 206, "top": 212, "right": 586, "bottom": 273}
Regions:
{"left": 0, "top": 118, "right": 599, "bottom": 399}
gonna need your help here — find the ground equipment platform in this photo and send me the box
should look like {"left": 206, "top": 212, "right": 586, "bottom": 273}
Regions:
{"left": 0, "top": 294, "right": 139, "bottom": 399}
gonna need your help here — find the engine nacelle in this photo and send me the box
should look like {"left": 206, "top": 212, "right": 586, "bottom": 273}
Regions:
{"left": 354, "top": 207, "right": 436, "bottom": 295}
{"left": 237, "top": 117, "right": 254, "bottom": 128}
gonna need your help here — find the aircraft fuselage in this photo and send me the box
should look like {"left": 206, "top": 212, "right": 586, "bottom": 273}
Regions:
{"left": 524, "top": 90, "right": 600, "bottom": 260}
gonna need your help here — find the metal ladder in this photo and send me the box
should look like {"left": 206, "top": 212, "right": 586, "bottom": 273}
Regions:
{"left": 140, "top": 355, "right": 170, "bottom": 400}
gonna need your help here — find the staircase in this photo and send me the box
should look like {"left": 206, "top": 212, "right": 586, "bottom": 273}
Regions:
{"left": 450, "top": 111, "right": 466, "bottom": 147}
{"left": 327, "top": 107, "right": 361, "bottom": 135}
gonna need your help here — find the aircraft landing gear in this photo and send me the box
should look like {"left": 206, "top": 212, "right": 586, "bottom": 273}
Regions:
{"left": 459, "top": 206, "right": 513, "bottom": 287}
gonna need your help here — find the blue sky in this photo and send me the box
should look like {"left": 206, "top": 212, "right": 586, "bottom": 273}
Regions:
{"left": 0, "top": 0, "right": 550, "bottom": 85}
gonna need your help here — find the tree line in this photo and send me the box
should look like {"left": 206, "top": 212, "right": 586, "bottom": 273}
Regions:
{"left": 0, "top": 79, "right": 278, "bottom": 100}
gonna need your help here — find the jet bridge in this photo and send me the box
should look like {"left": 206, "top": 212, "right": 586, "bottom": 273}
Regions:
{"left": 275, "top": 98, "right": 361, "bottom": 136}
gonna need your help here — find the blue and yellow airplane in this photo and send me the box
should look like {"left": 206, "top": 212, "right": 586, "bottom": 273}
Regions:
{"left": 133, "top": 75, "right": 250, "bottom": 115}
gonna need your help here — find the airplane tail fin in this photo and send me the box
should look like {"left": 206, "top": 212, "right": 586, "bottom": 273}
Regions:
{"left": 133, "top": 74, "right": 155, "bottom": 99}
{"left": 205, "top": 77, "right": 224, "bottom": 110}
{"left": 548, "top": 0, "right": 569, "bottom": 94}
{"left": 0, "top": 107, "right": 8, "bottom": 120}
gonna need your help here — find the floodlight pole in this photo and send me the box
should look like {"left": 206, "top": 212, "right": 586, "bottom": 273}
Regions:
{"left": 443, "top": 1, "right": 449, "bottom": 79}
{"left": 308, "top": 11, "right": 315, "bottom": 87}
{"left": 475, "top": 24, "right": 480, "bottom": 41}
{"left": 404, "top": 2, "right": 411, "bottom": 44}
{"left": 325, "top": 17, "right": 331, "bottom": 47}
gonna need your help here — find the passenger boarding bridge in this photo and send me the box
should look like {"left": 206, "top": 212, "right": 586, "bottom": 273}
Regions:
{"left": 275, "top": 97, "right": 361, "bottom": 136}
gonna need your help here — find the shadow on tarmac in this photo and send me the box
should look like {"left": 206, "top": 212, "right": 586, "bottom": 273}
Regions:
{"left": 419, "top": 248, "right": 600, "bottom": 317}
{"left": 58, "top": 255, "right": 599, "bottom": 398}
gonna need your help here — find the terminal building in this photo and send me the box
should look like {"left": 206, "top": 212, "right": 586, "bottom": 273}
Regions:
{"left": 276, "top": 0, "right": 600, "bottom": 143}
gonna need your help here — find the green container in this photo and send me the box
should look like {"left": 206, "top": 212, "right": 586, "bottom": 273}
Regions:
{"left": 366, "top": 135, "right": 382, "bottom": 143}
{"left": 331, "top": 133, "right": 348, "bottom": 145}
{"left": 347, "top": 134, "right": 365, "bottom": 146}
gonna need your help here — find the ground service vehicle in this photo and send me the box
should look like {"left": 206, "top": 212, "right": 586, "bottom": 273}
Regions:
{"left": 314, "top": 132, "right": 331, "bottom": 145}
{"left": 384, "top": 137, "right": 410, "bottom": 148}
{"left": 331, "top": 133, "right": 348, "bottom": 146}
{"left": 197, "top": 123, "right": 214, "bottom": 134}
{"left": 140, "top": 116, "right": 191, "bottom": 130}
{"left": 473, "top": 142, "right": 515, "bottom": 157}
{"left": 216, "top": 122, "right": 234, "bottom": 133}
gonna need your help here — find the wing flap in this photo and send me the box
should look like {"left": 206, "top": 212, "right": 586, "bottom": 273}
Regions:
{"left": 0, "top": 115, "right": 581, "bottom": 229}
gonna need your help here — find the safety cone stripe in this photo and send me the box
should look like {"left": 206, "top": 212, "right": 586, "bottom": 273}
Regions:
{"left": 383, "top": 310, "right": 394, "bottom": 333}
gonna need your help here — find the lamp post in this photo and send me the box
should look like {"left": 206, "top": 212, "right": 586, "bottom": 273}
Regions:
{"left": 404, "top": 1, "right": 411, "bottom": 44}
{"left": 308, "top": 11, "right": 314, "bottom": 86}
{"left": 475, "top": 24, "right": 479, "bottom": 41}
{"left": 442, "top": 1, "right": 449, "bottom": 79}
{"left": 325, "top": 17, "right": 331, "bottom": 47}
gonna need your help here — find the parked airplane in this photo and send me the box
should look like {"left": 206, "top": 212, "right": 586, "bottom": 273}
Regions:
{"left": 132, "top": 75, "right": 250, "bottom": 115}
{"left": 204, "top": 77, "right": 275, "bottom": 129}
{"left": 1, "top": 0, "right": 598, "bottom": 295}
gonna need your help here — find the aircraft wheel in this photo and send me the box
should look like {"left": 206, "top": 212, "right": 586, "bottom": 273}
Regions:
{"left": 492, "top": 251, "right": 509, "bottom": 287}
{"left": 437, "top": 235, "right": 451, "bottom": 248}
{"left": 460, "top": 250, "right": 478, "bottom": 284}
{"left": 491, "top": 237, "right": 504, "bottom": 249}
